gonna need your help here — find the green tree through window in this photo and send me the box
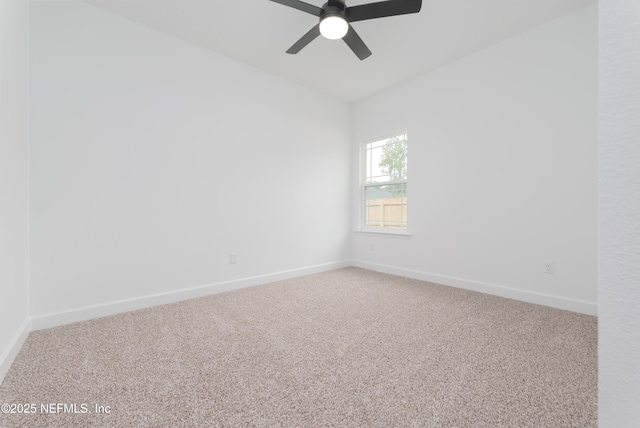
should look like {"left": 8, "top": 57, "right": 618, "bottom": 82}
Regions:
{"left": 379, "top": 137, "right": 407, "bottom": 182}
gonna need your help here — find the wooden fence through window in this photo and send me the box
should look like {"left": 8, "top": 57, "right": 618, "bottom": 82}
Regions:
{"left": 365, "top": 197, "right": 407, "bottom": 228}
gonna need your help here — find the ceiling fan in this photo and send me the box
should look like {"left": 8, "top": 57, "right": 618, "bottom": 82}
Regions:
{"left": 270, "top": 0, "right": 422, "bottom": 60}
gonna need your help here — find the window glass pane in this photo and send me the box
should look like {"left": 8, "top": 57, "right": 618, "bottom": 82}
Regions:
{"left": 365, "top": 183, "right": 407, "bottom": 229}
{"left": 365, "top": 135, "right": 407, "bottom": 183}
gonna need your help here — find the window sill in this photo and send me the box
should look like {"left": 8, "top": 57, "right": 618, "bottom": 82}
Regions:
{"left": 353, "top": 229, "right": 412, "bottom": 239}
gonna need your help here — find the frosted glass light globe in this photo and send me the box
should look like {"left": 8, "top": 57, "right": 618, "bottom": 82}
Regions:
{"left": 320, "top": 16, "right": 348, "bottom": 40}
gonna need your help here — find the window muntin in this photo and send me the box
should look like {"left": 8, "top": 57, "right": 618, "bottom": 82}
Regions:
{"left": 363, "top": 132, "right": 407, "bottom": 230}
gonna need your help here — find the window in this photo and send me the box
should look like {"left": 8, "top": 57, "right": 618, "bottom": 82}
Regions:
{"left": 362, "top": 131, "right": 408, "bottom": 231}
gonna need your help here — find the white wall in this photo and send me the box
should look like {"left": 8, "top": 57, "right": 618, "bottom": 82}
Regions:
{"left": 29, "top": 2, "right": 351, "bottom": 327}
{"left": 599, "top": 0, "right": 640, "bottom": 425}
{"left": 351, "top": 4, "right": 598, "bottom": 315}
{"left": 0, "top": 0, "right": 30, "bottom": 381}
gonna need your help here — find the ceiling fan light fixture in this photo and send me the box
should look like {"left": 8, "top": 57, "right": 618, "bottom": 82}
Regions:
{"left": 319, "top": 15, "right": 348, "bottom": 40}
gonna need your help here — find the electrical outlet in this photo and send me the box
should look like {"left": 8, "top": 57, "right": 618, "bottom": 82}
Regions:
{"left": 544, "top": 260, "right": 555, "bottom": 274}
{"left": 230, "top": 252, "right": 238, "bottom": 264}
{"left": 369, "top": 242, "right": 375, "bottom": 251}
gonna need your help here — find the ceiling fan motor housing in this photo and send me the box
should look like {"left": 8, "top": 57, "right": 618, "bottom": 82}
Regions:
{"left": 320, "top": 2, "right": 347, "bottom": 22}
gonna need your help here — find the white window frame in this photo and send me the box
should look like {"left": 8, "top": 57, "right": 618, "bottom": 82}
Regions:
{"left": 358, "top": 129, "right": 410, "bottom": 235}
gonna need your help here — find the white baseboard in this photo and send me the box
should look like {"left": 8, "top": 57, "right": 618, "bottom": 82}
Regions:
{"left": 352, "top": 260, "right": 598, "bottom": 316}
{"left": 0, "top": 317, "right": 31, "bottom": 385}
{"left": 27, "top": 258, "right": 596, "bottom": 333}
{"left": 31, "top": 260, "right": 351, "bottom": 331}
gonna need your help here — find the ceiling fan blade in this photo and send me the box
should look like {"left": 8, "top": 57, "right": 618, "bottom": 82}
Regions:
{"left": 286, "top": 24, "right": 321, "bottom": 54}
{"left": 269, "top": 0, "right": 323, "bottom": 17}
{"left": 342, "top": 25, "right": 372, "bottom": 60}
{"left": 346, "top": 0, "right": 422, "bottom": 23}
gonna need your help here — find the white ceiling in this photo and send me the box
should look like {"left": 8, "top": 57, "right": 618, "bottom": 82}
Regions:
{"left": 82, "top": 0, "right": 595, "bottom": 102}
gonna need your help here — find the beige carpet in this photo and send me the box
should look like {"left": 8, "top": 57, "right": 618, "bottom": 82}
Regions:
{"left": 0, "top": 268, "right": 597, "bottom": 427}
